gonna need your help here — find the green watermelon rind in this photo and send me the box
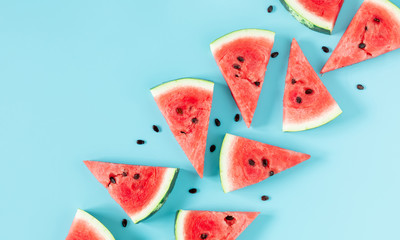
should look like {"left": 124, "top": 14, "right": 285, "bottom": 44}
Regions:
{"left": 174, "top": 210, "right": 186, "bottom": 240}
{"left": 132, "top": 168, "right": 179, "bottom": 223}
{"left": 73, "top": 209, "right": 115, "bottom": 240}
{"left": 283, "top": 103, "right": 343, "bottom": 132}
{"left": 219, "top": 133, "right": 237, "bottom": 193}
{"left": 279, "top": 0, "right": 333, "bottom": 34}
{"left": 150, "top": 78, "right": 214, "bottom": 98}
{"left": 210, "top": 28, "right": 275, "bottom": 54}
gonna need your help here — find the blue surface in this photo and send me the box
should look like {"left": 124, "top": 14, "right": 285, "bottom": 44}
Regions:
{"left": 1, "top": 0, "right": 400, "bottom": 239}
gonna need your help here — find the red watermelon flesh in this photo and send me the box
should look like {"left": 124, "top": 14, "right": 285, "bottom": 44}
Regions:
{"left": 175, "top": 210, "right": 259, "bottom": 240}
{"left": 151, "top": 79, "right": 214, "bottom": 178}
{"left": 283, "top": 39, "right": 342, "bottom": 132}
{"left": 210, "top": 29, "right": 275, "bottom": 128}
{"left": 84, "top": 161, "right": 179, "bottom": 223}
{"left": 321, "top": 0, "right": 400, "bottom": 73}
{"left": 66, "top": 209, "right": 115, "bottom": 240}
{"left": 297, "top": 0, "right": 344, "bottom": 23}
{"left": 220, "top": 134, "right": 310, "bottom": 193}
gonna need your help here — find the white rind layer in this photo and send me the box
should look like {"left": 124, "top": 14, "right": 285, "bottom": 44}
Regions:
{"left": 150, "top": 78, "right": 214, "bottom": 97}
{"left": 175, "top": 210, "right": 188, "bottom": 240}
{"left": 130, "top": 168, "right": 178, "bottom": 223}
{"left": 282, "top": 0, "right": 333, "bottom": 32}
{"left": 75, "top": 209, "right": 115, "bottom": 240}
{"left": 368, "top": 0, "right": 400, "bottom": 20}
{"left": 219, "top": 133, "right": 238, "bottom": 193}
{"left": 283, "top": 103, "right": 342, "bottom": 132}
{"left": 210, "top": 29, "right": 275, "bottom": 54}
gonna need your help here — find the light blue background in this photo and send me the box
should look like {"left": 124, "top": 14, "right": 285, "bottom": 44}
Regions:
{"left": 1, "top": 0, "right": 399, "bottom": 239}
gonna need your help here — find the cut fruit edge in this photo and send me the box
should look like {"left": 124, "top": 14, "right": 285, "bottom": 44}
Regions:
{"left": 219, "top": 133, "right": 239, "bottom": 193}
{"left": 74, "top": 209, "right": 115, "bottom": 240}
{"left": 150, "top": 78, "right": 214, "bottom": 97}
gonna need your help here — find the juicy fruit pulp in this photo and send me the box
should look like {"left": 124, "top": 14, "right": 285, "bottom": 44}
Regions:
{"left": 151, "top": 78, "right": 214, "bottom": 178}
{"left": 283, "top": 39, "right": 342, "bottom": 132}
{"left": 84, "top": 161, "right": 179, "bottom": 223}
{"left": 210, "top": 29, "right": 275, "bottom": 128}
{"left": 175, "top": 210, "right": 259, "bottom": 240}
{"left": 66, "top": 209, "right": 115, "bottom": 240}
{"left": 220, "top": 134, "right": 311, "bottom": 193}
{"left": 321, "top": 0, "right": 400, "bottom": 73}
{"left": 280, "top": 0, "right": 344, "bottom": 34}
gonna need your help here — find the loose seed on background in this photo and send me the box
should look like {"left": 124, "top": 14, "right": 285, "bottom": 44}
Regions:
{"left": 189, "top": 188, "right": 197, "bottom": 194}
{"left": 271, "top": 52, "right": 279, "bottom": 58}
{"left": 357, "top": 84, "right": 365, "bottom": 90}
{"left": 261, "top": 195, "right": 270, "bottom": 201}
{"left": 152, "top": 125, "right": 160, "bottom": 132}
{"left": 267, "top": 5, "right": 274, "bottom": 13}
{"left": 322, "top": 46, "right": 329, "bottom": 53}
{"left": 136, "top": 139, "right": 145, "bottom": 145}
{"left": 215, "top": 118, "right": 221, "bottom": 126}
{"left": 210, "top": 145, "right": 216, "bottom": 152}
{"left": 234, "top": 114, "right": 240, "bottom": 122}
{"left": 122, "top": 219, "right": 128, "bottom": 227}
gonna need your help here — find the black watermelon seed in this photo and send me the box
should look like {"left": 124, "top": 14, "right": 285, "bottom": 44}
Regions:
{"left": 215, "top": 118, "right": 221, "bottom": 126}
{"left": 365, "top": 26, "right": 368, "bottom": 31}
{"left": 269, "top": 171, "right": 274, "bottom": 176}
{"left": 322, "top": 46, "right": 329, "bottom": 53}
{"left": 152, "top": 125, "right": 160, "bottom": 132}
{"left": 122, "top": 172, "right": 128, "bottom": 177}
{"left": 200, "top": 233, "right": 208, "bottom": 239}
{"left": 225, "top": 215, "right": 234, "bottom": 221}
{"left": 254, "top": 81, "right": 260, "bottom": 87}
{"left": 305, "top": 89, "right": 313, "bottom": 94}
{"left": 357, "top": 84, "right": 365, "bottom": 90}
{"left": 235, "top": 74, "right": 239, "bottom": 78}
{"left": 133, "top": 173, "right": 140, "bottom": 180}
{"left": 237, "top": 56, "right": 244, "bottom": 62}
{"left": 296, "top": 97, "right": 302, "bottom": 104}
{"left": 122, "top": 219, "right": 128, "bottom": 227}
{"left": 234, "top": 114, "right": 240, "bottom": 122}
{"left": 374, "top": 17, "right": 380, "bottom": 22}
{"left": 192, "top": 118, "right": 198, "bottom": 124}
{"left": 189, "top": 188, "right": 197, "bottom": 194}
{"left": 136, "top": 139, "right": 145, "bottom": 145}
{"left": 180, "top": 131, "right": 186, "bottom": 134}
{"left": 210, "top": 145, "right": 216, "bottom": 152}
{"left": 271, "top": 52, "right": 279, "bottom": 58}
{"left": 249, "top": 159, "right": 255, "bottom": 166}
{"left": 267, "top": 5, "right": 273, "bottom": 13}
{"left": 291, "top": 79, "right": 296, "bottom": 84}
{"left": 262, "top": 159, "right": 268, "bottom": 167}
{"left": 233, "top": 64, "right": 241, "bottom": 69}
{"left": 110, "top": 177, "right": 116, "bottom": 184}
{"left": 261, "top": 195, "right": 270, "bottom": 201}
{"left": 176, "top": 108, "right": 183, "bottom": 114}
{"left": 359, "top": 43, "right": 366, "bottom": 49}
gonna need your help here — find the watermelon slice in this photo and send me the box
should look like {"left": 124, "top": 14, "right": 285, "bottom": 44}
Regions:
{"left": 220, "top": 133, "right": 310, "bottom": 193}
{"left": 151, "top": 78, "right": 214, "bottom": 178}
{"left": 321, "top": 0, "right": 400, "bottom": 73}
{"left": 283, "top": 39, "right": 342, "bottom": 132}
{"left": 84, "top": 161, "right": 179, "bottom": 223}
{"left": 175, "top": 210, "right": 259, "bottom": 240}
{"left": 279, "top": 0, "right": 344, "bottom": 34}
{"left": 210, "top": 29, "right": 275, "bottom": 128}
{"left": 66, "top": 209, "right": 115, "bottom": 240}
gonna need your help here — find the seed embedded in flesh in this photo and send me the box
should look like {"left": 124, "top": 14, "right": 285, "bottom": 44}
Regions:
{"left": 374, "top": 17, "right": 380, "bottom": 22}
{"left": 122, "top": 219, "right": 128, "bottom": 227}
{"left": 176, "top": 108, "right": 183, "bottom": 114}
{"left": 235, "top": 74, "right": 239, "bottom": 78}
{"left": 234, "top": 114, "right": 240, "bottom": 122}
{"left": 357, "top": 84, "right": 365, "bottom": 90}
{"left": 296, "top": 97, "right": 302, "bottom": 103}
{"left": 189, "top": 188, "right": 197, "bottom": 194}
{"left": 136, "top": 140, "right": 145, "bottom": 145}
{"left": 271, "top": 52, "right": 279, "bottom": 58}
{"left": 365, "top": 26, "right": 368, "bottom": 31}
{"left": 133, "top": 174, "right": 140, "bottom": 180}
{"left": 225, "top": 215, "right": 234, "bottom": 221}
{"left": 249, "top": 159, "right": 255, "bottom": 166}
{"left": 152, "top": 125, "right": 160, "bottom": 132}
{"left": 233, "top": 64, "right": 241, "bottom": 69}
{"left": 210, "top": 145, "right": 216, "bottom": 152}
{"left": 291, "top": 79, "right": 296, "bottom": 84}
{"left": 254, "top": 81, "right": 260, "bottom": 86}
{"left": 322, "top": 46, "right": 329, "bottom": 53}
{"left": 305, "top": 89, "right": 313, "bottom": 94}
{"left": 180, "top": 131, "right": 186, "bottom": 134}
{"left": 192, "top": 118, "right": 198, "bottom": 124}
{"left": 262, "top": 159, "right": 268, "bottom": 167}
{"left": 200, "top": 233, "right": 208, "bottom": 239}
{"left": 261, "top": 195, "right": 270, "bottom": 201}
{"left": 269, "top": 171, "right": 274, "bottom": 176}
{"left": 359, "top": 43, "right": 366, "bottom": 49}
{"left": 267, "top": 5, "right": 273, "bottom": 13}
{"left": 215, "top": 118, "right": 221, "bottom": 126}
{"left": 237, "top": 56, "right": 244, "bottom": 62}
{"left": 110, "top": 177, "right": 116, "bottom": 184}
{"left": 122, "top": 172, "right": 128, "bottom": 177}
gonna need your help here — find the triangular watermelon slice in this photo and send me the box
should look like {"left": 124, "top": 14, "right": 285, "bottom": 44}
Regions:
{"left": 151, "top": 78, "right": 214, "bottom": 178}
{"left": 220, "top": 134, "right": 310, "bottom": 193}
{"left": 321, "top": 0, "right": 400, "bottom": 73}
{"left": 210, "top": 29, "right": 275, "bottom": 128}
{"left": 66, "top": 209, "right": 115, "bottom": 240}
{"left": 84, "top": 161, "right": 179, "bottom": 223}
{"left": 283, "top": 39, "right": 342, "bottom": 132}
{"left": 175, "top": 210, "right": 259, "bottom": 240}
{"left": 279, "top": 0, "right": 344, "bottom": 34}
